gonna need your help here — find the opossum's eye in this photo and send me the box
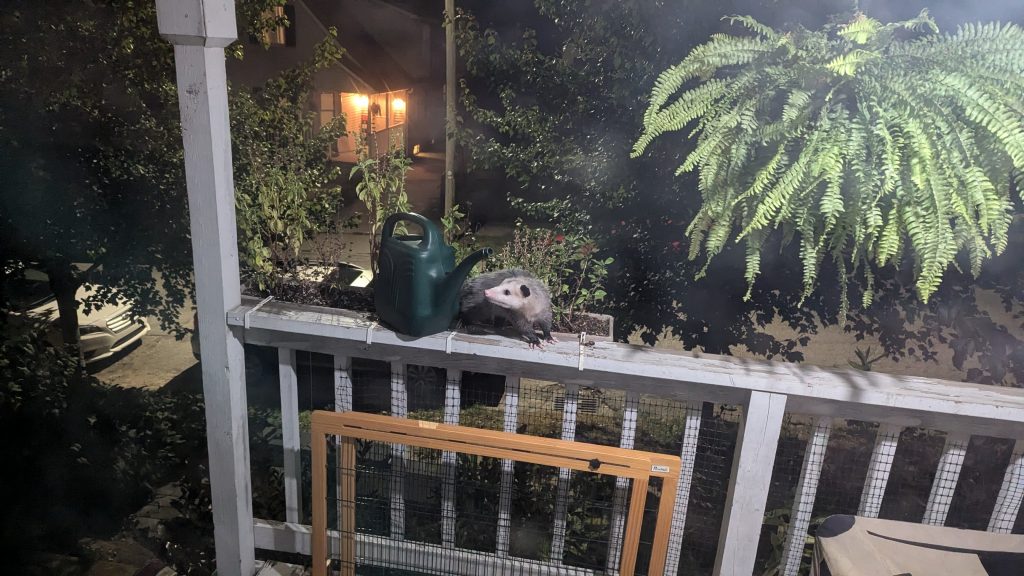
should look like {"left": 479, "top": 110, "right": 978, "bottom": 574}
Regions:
{"left": 520, "top": 285, "right": 531, "bottom": 297}
{"left": 504, "top": 289, "right": 511, "bottom": 296}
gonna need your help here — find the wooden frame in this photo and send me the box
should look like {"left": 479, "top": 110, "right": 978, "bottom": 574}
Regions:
{"left": 310, "top": 411, "right": 682, "bottom": 576}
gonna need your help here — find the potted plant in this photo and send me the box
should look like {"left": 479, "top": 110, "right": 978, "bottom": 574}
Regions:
{"left": 632, "top": 11, "right": 1024, "bottom": 316}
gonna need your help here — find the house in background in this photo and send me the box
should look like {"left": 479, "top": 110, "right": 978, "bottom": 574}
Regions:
{"left": 227, "top": 0, "right": 444, "bottom": 162}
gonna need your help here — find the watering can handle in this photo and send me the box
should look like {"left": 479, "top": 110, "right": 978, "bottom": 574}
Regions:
{"left": 381, "top": 212, "right": 440, "bottom": 249}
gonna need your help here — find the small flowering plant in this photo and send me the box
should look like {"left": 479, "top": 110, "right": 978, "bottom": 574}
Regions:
{"left": 484, "top": 223, "right": 612, "bottom": 332}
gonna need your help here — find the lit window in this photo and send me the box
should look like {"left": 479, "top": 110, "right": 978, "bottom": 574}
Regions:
{"left": 262, "top": 5, "right": 296, "bottom": 47}
{"left": 390, "top": 95, "right": 406, "bottom": 126}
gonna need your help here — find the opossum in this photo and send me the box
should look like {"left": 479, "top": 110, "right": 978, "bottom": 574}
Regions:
{"left": 459, "top": 269, "right": 558, "bottom": 347}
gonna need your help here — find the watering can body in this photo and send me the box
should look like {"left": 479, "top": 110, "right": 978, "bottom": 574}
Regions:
{"left": 374, "top": 212, "right": 491, "bottom": 337}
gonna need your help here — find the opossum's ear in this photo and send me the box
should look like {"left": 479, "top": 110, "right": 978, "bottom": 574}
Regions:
{"left": 520, "top": 284, "right": 531, "bottom": 297}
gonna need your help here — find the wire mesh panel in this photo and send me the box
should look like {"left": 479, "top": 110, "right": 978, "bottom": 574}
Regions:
{"left": 310, "top": 411, "right": 683, "bottom": 576}
{"left": 988, "top": 439, "right": 1024, "bottom": 533}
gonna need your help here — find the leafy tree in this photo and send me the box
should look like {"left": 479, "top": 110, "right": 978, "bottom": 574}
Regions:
{"left": 454, "top": 0, "right": 818, "bottom": 358}
{"left": 455, "top": 0, "right": 1024, "bottom": 387}
{"left": 0, "top": 0, "right": 344, "bottom": 358}
{"left": 633, "top": 11, "right": 1024, "bottom": 312}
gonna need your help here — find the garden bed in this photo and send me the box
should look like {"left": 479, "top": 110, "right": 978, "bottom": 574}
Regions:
{"left": 252, "top": 277, "right": 614, "bottom": 339}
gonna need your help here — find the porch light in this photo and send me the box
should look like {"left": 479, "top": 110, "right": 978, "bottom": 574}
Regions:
{"left": 392, "top": 97, "right": 406, "bottom": 112}
{"left": 356, "top": 94, "right": 369, "bottom": 111}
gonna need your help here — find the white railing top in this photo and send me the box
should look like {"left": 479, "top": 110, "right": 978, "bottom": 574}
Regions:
{"left": 229, "top": 297, "right": 1024, "bottom": 438}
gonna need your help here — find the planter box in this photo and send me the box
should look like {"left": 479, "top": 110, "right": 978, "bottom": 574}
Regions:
{"left": 552, "top": 312, "right": 614, "bottom": 343}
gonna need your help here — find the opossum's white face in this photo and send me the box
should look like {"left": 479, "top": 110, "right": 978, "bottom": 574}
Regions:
{"left": 483, "top": 278, "right": 531, "bottom": 310}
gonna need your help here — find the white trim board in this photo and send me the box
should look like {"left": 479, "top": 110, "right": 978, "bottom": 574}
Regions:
{"left": 228, "top": 298, "right": 1024, "bottom": 439}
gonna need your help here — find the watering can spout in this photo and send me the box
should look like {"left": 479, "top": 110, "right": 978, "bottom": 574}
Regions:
{"left": 440, "top": 247, "right": 493, "bottom": 304}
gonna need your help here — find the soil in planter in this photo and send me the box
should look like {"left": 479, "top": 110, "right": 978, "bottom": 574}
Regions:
{"left": 553, "top": 313, "right": 610, "bottom": 337}
{"left": 250, "top": 280, "right": 376, "bottom": 314}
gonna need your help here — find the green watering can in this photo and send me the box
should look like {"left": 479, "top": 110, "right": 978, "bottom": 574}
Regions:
{"left": 374, "top": 212, "right": 492, "bottom": 336}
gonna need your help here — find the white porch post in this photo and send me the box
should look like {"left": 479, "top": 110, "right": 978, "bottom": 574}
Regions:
{"left": 156, "top": 2, "right": 254, "bottom": 575}
{"left": 715, "top": 390, "right": 787, "bottom": 576}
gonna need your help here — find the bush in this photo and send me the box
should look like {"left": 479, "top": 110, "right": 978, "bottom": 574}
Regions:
{"left": 0, "top": 318, "right": 209, "bottom": 565}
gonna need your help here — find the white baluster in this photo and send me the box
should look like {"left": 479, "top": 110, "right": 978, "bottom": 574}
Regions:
{"left": 333, "top": 355, "right": 352, "bottom": 413}
{"left": 495, "top": 376, "right": 520, "bottom": 556}
{"left": 442, "top": 369, "right": 462, "bottom": 548}
{"left": 989, "top": 439, "right": 1024, "bottom": 533}
{"left": 923, "top": 431, "right": 970, "bottom": 526}
{"left": 390, "top": 362, "right": 407, "bottom": 539}
{"left": 780, "top": 418, "right": 833, "bottom": 576}
{"left": 279, "top": 348, "right": 302, "bottom": 524}
{"left": 663, "top": 401, "right": 703, "bottom": 576}
{"left": 606, "top": 392, "right": 640, "bottom": 574}
{"left": 550, "top": 383, "right": 580, "bottom": 562}
{"left": 858, "top": 424, "right": 902, "bottom": 518}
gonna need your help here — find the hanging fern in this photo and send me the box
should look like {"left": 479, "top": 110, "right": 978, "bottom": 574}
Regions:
{"left": 633, "top": 10, "right": 1024, "bottom": 312}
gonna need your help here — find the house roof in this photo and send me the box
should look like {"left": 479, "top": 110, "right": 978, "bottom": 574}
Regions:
{"left": 301, "top": 0, "right": 415, "bottom": 93}
{"left": 365, "top": 0, "right": 442, "bottom": 23}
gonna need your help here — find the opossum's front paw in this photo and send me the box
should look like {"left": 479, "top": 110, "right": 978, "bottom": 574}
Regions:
{"left": 525, "top": 334, "right": 544, "bottom": 349}
{"left": 464, "top": 324, "right": 488, "bottom": 335}
{"left": 546, "top": 335, "right": 559, "bottom": 344}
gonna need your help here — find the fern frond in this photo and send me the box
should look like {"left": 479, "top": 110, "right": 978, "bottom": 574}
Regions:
{"left": 839, "top": 14, "right": 882, "bottom": 45}
{"left": 826, "top": 49, "right": 879, "bottom": 76}
{"left": 723, "top": 14, "right": 780, "bottom": 40}
{"left": 635, "top": 12, "right": 1024, "bottom": 312}
{"left": 882, "top": 8, "right": 937, "bottom": 35}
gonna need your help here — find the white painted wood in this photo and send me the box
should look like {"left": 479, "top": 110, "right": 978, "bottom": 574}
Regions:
{"left": 923, "top": 431, "right": 971, "bottom": 526}
{"left": 228, "top": 298, "right": 1024, "bottom": 438}
{"left": 333, "top": 354, "right": 352, "bottom": 542}
{"left": 254, "top": 518, "right": 596, "bottom": 576}
{"left": 606, "top": 392, "right": 640, "bottom": 574}
{"left": 444, "top": 369, "right": 462, "bottom": 426}
{"left": 550, "top": 383, "right": 580, "bottom": 562}
{"left": 858, "top": 424, "right": 902, "bottom": 518}
{"left": 390, "top": 362, "right": 407, "bottom": 539}
{"left": 155, "top": 0, "right": 237, "bottom": 47}
{"left": 278, "top": 348, "right": 302, "bottom": 524}
{"left": 495, "top": 376, "right": 520, "bottom": 556}
{"left": 663, "top": 401, "right": 703, "bottom": 576}
{"left": 714, "top": 391, "right": 787, "bottom": 576}
{"left": 334, "top": 355, "right": 352, "bottom": 413}
{"left": 158, "top": 4, "right": 253, "bottom": 574}
{"left": 442, "top": 369, "right": 462, "bottom": 548}
{"left": 444, "top": 0, "right": 456, "bottom": 213}
{"left": 781, "top": 418, "right": 833, "bottom": 576}
{"left": 989, "top": 439, "right": 1024, "bottom": 533}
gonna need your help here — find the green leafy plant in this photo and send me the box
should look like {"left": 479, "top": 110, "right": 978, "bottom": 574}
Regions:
{"left": 350, "top": 146, "right": 412, "bottom": 275}
{"left": 233, "top": 33, "right": 348, "bottom": 291}
{"left": 760, "top": 507, "right": 824, "bottom": 576}
{"left": 849, "top": 345, "right": 886, "bottom": 371}
{"left": 633, "top": 11, "right": 1024, "bottom": 313}
{"left": 441, "top": 203, "right": 480, "bottom": 266}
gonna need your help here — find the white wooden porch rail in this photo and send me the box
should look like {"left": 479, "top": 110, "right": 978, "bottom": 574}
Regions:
{"left": 228, "top": 298, "right": 1024, "bottom": 576}
{"left": 159, "top": 2, "right": 1024, "bottom": 575}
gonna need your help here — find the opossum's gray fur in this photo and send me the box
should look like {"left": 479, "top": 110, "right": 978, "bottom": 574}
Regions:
{"left": 459, "top": 269, "right": 555, "bottom": 346}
